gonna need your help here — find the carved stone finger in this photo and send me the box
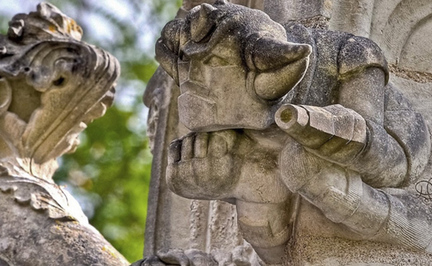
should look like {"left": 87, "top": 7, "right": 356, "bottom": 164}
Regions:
{"left": 208, "top": 130, "right": 237, "bottom": 157}
{"left": 181, "top": 133, "right": 195, "bottom": 160}
{"left": 194, "top": 132, "right": 208, "bottom": 158}
{"left": 168, "top": 139, "right": 182, "bottom": 163}
{"left": 208, "top": 134, "right": 227, "bottom": 157}
{"left": 167, "top": 161, "right": 199, "bottom": 199}
{"left": 219, "top": 130, "right": 237, "bottom": 150}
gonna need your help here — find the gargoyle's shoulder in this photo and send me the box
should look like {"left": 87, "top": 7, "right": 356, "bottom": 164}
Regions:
{"left": 338, "top": 35, "right": 389, "bottom": 83}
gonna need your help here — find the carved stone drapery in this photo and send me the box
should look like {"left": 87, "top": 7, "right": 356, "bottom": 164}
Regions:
{"left": 0, "top": 3, "right": 127, "bottom": 265}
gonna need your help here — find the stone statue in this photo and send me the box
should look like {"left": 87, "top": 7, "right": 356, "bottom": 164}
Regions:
{"left": 153, "top": 0, "right": 432, "bottom": 264}
{"left": 0, "top": 3, "right": 128, "bottom": 265}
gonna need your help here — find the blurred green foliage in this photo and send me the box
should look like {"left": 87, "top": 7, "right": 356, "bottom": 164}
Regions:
{"left": 54, "top": 106, "right": 153, "bottom": 262}
{"left": 1, "top": 0, "right": 181, "bottom": 262}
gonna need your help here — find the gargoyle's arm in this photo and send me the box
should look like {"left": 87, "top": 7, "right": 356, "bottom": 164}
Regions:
{"left": 276, "top": 67, "right": 409, "bottom": 188}
{"left": 278, "top": 37, "right": 432, "bottom": 252}
{"left": 338, "top": 67, "right": 385, "bottom": 124}
{"left": 336, "top": 36, "right": 388, "bottom": 126}
{"left": 337, "top": 67, "right": 408, "bottom": 187}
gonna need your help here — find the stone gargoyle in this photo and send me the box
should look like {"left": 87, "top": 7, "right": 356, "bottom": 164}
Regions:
{"left": 155, "top": 0, "right": 432, "bottom": 265}
{"left": 0, "top": 3, "right": 128, "bottom": 265}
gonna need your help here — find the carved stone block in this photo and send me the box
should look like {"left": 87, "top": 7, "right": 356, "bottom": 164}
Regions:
{"left": 146, "top": 0, "right": 432, "bottom": 265}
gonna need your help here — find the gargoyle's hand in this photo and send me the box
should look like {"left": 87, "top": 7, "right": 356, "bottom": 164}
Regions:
{"left": 279, "top": 138, "right": 332, "bottom": 193}
{"left": 167, "top": 130, "right": 239, "bottom": 200}
{"left": 275, "top": 104, "right": 367, "bottom": 165}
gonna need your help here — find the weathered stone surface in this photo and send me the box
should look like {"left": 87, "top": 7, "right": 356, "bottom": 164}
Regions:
{"left": 143, "top": 47, "right": 261, "bottom": 266}
{"left": 142, "top": 0, "right": 432, "bottom": 265}
{"left": 0, "top": 3, "right": 127, "bottom": 265}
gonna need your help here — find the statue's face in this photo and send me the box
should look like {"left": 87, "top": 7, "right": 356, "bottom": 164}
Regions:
{"left": 177, "top": 27, "right": 273, "bottom": 131}
{"left": 157, "top": 1, "right": 311, "bottom": 131}
{"left": 17, "top": 42, "right": 119, "bottom": 164}
{"left": 0, "top": 3, "right": 119, "bottom": 178}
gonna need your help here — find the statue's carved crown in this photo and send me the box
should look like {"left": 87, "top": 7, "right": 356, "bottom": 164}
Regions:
{"left": 7, "top": 2, "right": 83, "bottom": 43}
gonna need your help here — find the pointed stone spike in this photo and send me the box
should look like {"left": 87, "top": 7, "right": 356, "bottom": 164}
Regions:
{"left": 252, "top": 37, "right": 312, "bottom": 71}
{"left": 155, "top": 39, "right": 179, "bottom": 83}
{"left": 202, "top": 3, "right": 217, "bottom": 12}
{"left": 190, "top": 4, "right": 217, "bottom": 43}
{"left": 251, "top": 38, "right": 311, "bottom": 100}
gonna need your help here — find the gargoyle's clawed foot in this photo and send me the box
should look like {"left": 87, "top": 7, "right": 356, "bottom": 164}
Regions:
{"left": 166, "top": 130, "right": 239, "bottom": 200}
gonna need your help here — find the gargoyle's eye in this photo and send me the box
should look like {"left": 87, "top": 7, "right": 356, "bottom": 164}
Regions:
{"left": 205, "top": 56, "right": 229, "bottom": 66}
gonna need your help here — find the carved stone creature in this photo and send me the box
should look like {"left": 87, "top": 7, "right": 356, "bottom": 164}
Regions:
{"left": 0, "top": 3, "right": 128, "bottom": 265}
{"left": 156, "top": 0, "right": 432, "bottom": 265}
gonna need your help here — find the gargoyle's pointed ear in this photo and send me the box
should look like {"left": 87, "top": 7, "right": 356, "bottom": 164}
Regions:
{"left": 248, "top": 37, "right": 312, "bottom": 100}
{"left": 155, "top": 38, "right": 179, "bottom": 83}
{"left": 155, "top": 19, "right": 183, "bottom": 83}
{"left": 250, "top": 37, "right": 312, "bottom": 71}
{"left": 190, "top": 4, "right": 217, "bottom": 43}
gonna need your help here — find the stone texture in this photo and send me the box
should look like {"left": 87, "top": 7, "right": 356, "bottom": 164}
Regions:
{"left": 0, "top": 3, "right": 127, "bottom": 265}
{"left": 142, "top": 0, "right": 432, "bottom": 265}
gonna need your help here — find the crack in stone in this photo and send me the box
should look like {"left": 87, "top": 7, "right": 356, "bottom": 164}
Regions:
{"left": 389, "top": 64, "right": 432, "bottom": 84}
